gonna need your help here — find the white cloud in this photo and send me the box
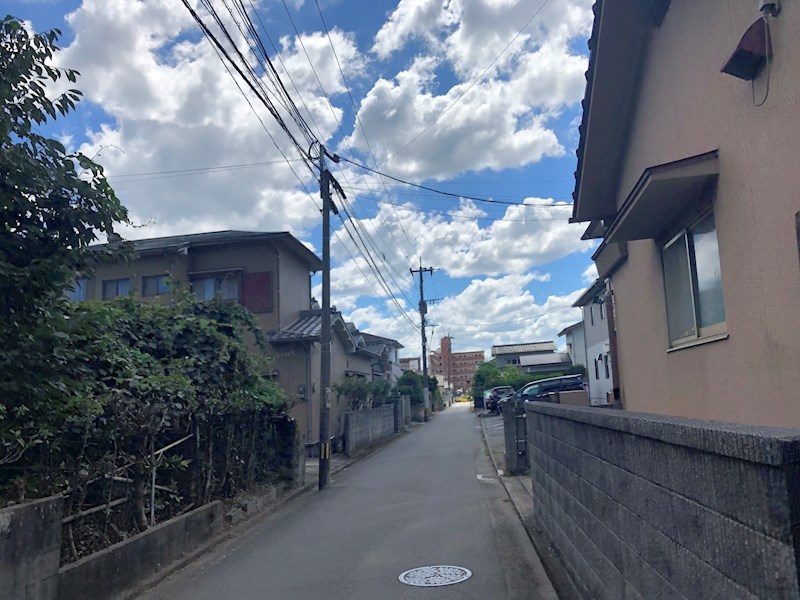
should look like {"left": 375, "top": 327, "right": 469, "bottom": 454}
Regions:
{"left": 372, "top": 0, "right": 444, "bottom": 59}
{"left": 52, "top": 0, "right": 372, "bottom": 240}
{"left": 418, "top": 274, "right": 583, "bottom": 355}
{"left": 359, "top": 0, "right": 592, "bottom": 179}
{"left": 581, "top": 263, "right": 598, "bottom": 284}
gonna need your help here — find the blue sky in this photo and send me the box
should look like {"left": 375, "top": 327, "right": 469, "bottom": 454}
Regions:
{"left": 9, "top": 0, "right": 598, "bottom": 359}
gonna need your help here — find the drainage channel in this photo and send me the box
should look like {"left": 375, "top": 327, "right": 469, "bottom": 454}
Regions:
{"left": 398, "top": 565, "right": 472, "bottom": 587}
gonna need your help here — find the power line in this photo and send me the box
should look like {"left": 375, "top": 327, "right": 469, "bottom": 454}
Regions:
{"left": 313, "top": 0, "right": 416, "bottom": 258}
{"left": 281, "top": 0, "right": 418, "bottom": 283}
{"left": 340, "top": 156, "right": 570, "bottom": 208}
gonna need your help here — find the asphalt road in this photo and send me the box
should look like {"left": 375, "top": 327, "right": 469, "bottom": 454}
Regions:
{"left": 139, "top": 403, "right": 555, "bottom": 600}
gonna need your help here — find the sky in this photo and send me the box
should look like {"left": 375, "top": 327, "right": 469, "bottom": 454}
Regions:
{"left": 9, "top": 0, "right": 600, "bottom": 361}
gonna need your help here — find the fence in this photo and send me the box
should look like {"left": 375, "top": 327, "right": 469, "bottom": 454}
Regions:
{"left": 344, "top": 405, "right": 396, "bottom": 457}
{"left": 1, "top": 415, "right": 301, "bottom": 599}
{"left": 526, "top": 402, "right": 800, "bottom": 599}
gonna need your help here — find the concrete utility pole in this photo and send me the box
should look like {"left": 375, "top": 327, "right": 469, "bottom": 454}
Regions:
{"left": 411, "top": 262, "right": 435, "bottom": 420}
{"left": 318, "top": 146, "right": 339, "bottom": 491}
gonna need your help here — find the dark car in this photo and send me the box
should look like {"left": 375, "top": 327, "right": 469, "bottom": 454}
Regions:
{"left": 496, "top": 375, "right": 585, "bottom": 411}
{"left": 485, "top": 385, "right": 515, "bottom": 413}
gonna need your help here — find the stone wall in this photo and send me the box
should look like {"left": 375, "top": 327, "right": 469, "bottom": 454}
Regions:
{"left": 0, "top": 495, "right": 63, "bottom": 600}
{"left": 58, "top": 501, "right": 223, "bottom": 600}
{"left": 526, "top": 402, "right": 800, "bottom": 599}
{"left": 345, "top": 405, "right": 395, "bottom": 457}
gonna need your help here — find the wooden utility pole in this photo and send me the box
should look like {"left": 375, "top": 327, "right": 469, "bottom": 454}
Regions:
{"left": 411, "top": 262, "right": 434, "bottom": 420}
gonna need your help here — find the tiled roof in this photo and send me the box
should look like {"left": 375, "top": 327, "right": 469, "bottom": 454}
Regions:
{"left": 361, "top": 332, "right": 404, "bottom": 348}
{"left": 267, "top": 312, "right": 322, "bottom": 343}
{"left": 520, "top": 352, "right": 572, "bottom": 367}
{"left": 572, "top": 0, "right": 672, "bottom": 219}
{"left": 491, "top": 342, "right": 556, "bottom": 356}
{"left": 94, "top": 230, "right": 322, "bottom": 270}
{"left": 558, "top": 321, "right": 584, "bottom": 338}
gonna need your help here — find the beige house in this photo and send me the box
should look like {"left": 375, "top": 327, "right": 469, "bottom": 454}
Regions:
{"left": 269, "top": 309, "right": 386, "bottom": 449}
{"left": 78, "top": 230, "right": 325, "bottom": 437}
{"left": 572, "top": 0, "right": 800, "bottom": 426}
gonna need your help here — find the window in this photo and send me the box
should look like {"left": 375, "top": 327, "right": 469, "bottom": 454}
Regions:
{"left": 662, "top": 211, "right": 726, "bottom": 346}
{"left": 66, "top": 277, "right": 88, "bottom": 302}
{"left": 594, "top": 358, "right": 599, "bottom": 380}
{"left": 102, "top": 278, "right": 131, "bottom": 300}
{"left": 191, "top": 273, "right": 240, "bottom": 302}
{"left": 142, "top": 275, "right": 169, "bottom": 297}
{"left": 589, "top": 305, "right": 594, "bottom": 326}
{"left": 604, "top": 355, "right": 610, "bottom": 379}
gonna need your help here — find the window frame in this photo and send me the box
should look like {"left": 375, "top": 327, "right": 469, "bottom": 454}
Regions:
{"left": 660, "top": 209, "right": 727, "bottom": 349}
{"left": 102, "top": 278, "right": 131, "bottom": 300}
{"left": 190, "top": 272, "right": 241, "bottom": 302}
{"left": 142, "top": 274, "right": 170, "bottom": 298}
{"left": 66, "top": 277, "right": 88, "bottom": 302}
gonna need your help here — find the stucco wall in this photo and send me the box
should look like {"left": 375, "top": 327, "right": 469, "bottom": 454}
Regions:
{"left": 526, "top": 402, "right": 800, "bottom": 599}
{"left": 608, "top": 0, "right": 800, "bottom": 425}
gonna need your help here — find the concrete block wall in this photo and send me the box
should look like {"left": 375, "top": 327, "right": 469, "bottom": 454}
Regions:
{"left": 526, "top": 402, "right": 800, "bottom": 600}
{"left": 58, "top": 501, "right": 223, "bottom": 600}
{"left": 0, "top": 495, "right": 63, "bottom": 600}
{"left": 502, "top": 402, "right": 529, "bottom": 475}
{"left": 345, "top": 405, "right": 395, "bottom": 457}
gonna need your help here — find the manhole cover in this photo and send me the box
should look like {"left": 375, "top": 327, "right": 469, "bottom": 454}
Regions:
{"left": 398, "top": 565, "right": 472, "bottom": 587}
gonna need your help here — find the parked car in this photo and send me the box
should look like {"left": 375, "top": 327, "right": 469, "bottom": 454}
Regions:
{"left": 485, "top": 385, "right": 515, "bottom": 413}
{"left": 497, "top": 375, "right": 585, "bottom": 411}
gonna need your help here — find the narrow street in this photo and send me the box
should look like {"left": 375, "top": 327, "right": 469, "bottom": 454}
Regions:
{"left": 139, "top": 404, "right": 555, "bottom": 599}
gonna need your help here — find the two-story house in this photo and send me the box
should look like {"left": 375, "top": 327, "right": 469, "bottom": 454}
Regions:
{"left": 572, "top": 0, "right": 800, "bottom": 425}
{"left": 491, "top": 342, "right": 572, "bottom": 376}
{"left": 77, "top": 230, "right": 324, "bottom": 436}
{"left": 563, "top": 278, "right": 617, "bottom": 406}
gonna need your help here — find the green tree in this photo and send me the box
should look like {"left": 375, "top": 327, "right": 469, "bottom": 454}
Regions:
{"left": 0, "top": 17, "right": 129, "bottom": 465}
{"left": 471, "top": 361, "right": 501, "bottom": 399}
{"left": 396, "top": 371, "right": 424, "bottom": 405}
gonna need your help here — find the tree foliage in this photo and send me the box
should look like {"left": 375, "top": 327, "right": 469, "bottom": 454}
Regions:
{"left": 0, "top": 17, "right": 129, "bottom": 464}
{"left": 471, "top": 360, "right": 575, "bottom": 398}
{"left": 0, "top": 20, "right": 291, "bottom": 556}
{"left": 396, "top": 371, "right": 424, "bottom": 405}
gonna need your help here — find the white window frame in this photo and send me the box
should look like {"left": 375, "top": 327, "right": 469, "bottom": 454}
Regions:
{"left": 661, "top": 210, "right": 727, "bottom": 348}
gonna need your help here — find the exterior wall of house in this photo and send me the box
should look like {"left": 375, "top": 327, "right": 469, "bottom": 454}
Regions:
{"left": 606, "top": 0, "right": 800, "bottom": 425}
{"left": 274, "top": 243, "right": 314, "bottom": 328}
{"left": 564, "top": 325, "right": 588, "bottom": 376}
{"left": 274, "top": 342, "right": 316, "bottom": 447}
{"left": 583, "top": 304, "right": 613, "bottom": 406}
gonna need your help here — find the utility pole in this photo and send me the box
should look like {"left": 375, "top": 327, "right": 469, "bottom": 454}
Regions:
{"left": 447, "top": 331, "right": 453, "bottom": 401}
{"left": 317, "top": 146, "right": 339, "bottom": 491}
{"left": 411, "top": 261, "right": 434, "bottom": 420}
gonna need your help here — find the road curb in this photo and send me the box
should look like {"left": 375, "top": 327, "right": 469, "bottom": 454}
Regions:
{"left": 478, "top": 415, "right": 580, "bottom": 600}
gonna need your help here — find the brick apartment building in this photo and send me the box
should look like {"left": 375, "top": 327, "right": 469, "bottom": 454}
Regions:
{"left": 429, "top": 336, "right": 485, "bottom": 392}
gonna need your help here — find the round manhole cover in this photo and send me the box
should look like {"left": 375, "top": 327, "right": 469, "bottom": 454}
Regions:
{"left": 398, "top": 565, "right": 472, "bottom": 587}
